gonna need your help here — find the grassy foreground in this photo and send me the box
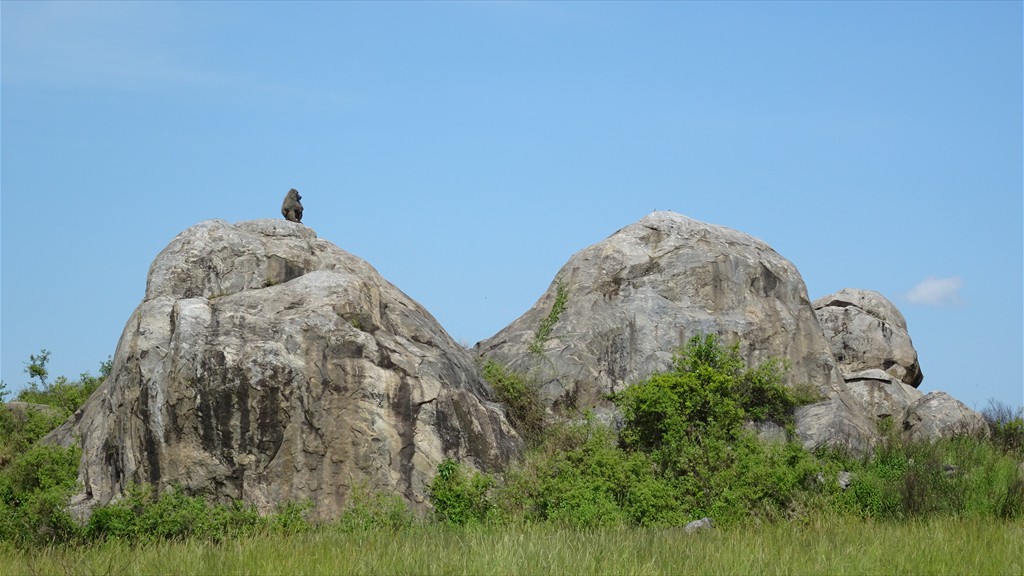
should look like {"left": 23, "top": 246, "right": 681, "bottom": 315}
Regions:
{"left": 4, "top": 516, "right": 1021, "bottom": 575}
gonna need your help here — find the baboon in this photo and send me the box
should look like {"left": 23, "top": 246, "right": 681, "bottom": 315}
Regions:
{"left": 281, "top": 188, "right": 303, "bottom": 223}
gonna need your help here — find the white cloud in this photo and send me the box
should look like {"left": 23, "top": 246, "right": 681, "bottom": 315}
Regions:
{"left": 906, "top": 276, "right": 964, "bottom": 307}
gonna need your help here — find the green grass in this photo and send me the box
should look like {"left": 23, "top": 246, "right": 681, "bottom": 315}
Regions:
{"left": 5, "top": 516, "right": 1021, "bottom": 575}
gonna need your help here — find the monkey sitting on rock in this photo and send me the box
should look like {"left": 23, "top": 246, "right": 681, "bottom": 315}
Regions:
{"left": 281, "top": 188, "right": 303, "bottom": 223}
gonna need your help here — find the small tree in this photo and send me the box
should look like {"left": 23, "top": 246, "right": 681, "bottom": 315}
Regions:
{"left": 25, "top": 349, "right": 51, "bottom": 387}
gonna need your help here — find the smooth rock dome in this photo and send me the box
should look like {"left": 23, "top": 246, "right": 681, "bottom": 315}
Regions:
{"left": 476, "top": 211, "right": 876, "bottom": 451}
{"left": 47, "top": 219, "right": 521, "bottom": 519}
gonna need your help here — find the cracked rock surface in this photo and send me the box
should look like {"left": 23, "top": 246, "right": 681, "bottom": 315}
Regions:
{"left": 476, "top": 211, "right": 876, "bottom": 451}
{"left": 813, "top": 288, "right": 923, "bottom": 387}
{"left": 46, "top": 219, "right": 520, "bottom": 520}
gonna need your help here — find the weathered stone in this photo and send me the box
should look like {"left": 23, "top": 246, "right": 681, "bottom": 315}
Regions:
{"left": 814, "top": 289, "right": 923, "bottom": 387}
{"left": 844, "top": 369, "right": 924, "bottom": 420}
{"left": 45, "top": 219, "right": 521, "bottom": 520}
{"left": 477, "top": 211, "right": 876, "bottom": 452}
{"left": 901, "top": 391, "right": 988, "bottom": 442}
{"left": 684, "top": 517, "right": 714, "bottom": 534}
{"left": 793, "top": 399, "right": 876, "bottom": 454}
{"left": 3, "top": 401, "right": 64, "bottom": 422}
{"left": 743, "top": 420, "right": 787, "bottom": 444}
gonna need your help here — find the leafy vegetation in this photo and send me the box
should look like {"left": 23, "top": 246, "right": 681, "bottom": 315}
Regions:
{"left": 14, "top": 349, "right": 111, "bottom": 416}
{"left": 428, "top": 458, "right": 496, "bottom": 525}
{"left": 1, "top": 351, "right": 110, "bottom": 545}
{"left": 84, "top": 484, "right": 314, "bottom": 543}
{"left": 529, "top": 280, "right": 568, "bottom": 354}
{"left": 0, "top": 443, "right": 83, "bottom": 545}
{"left": 983, "top": 399, "right": 1024, "bottom": 457}
{"left": 484, "top": 335, "right": 824, "bottom": 527}
{"left": 815, "top": 418, "right": 1024, "bottom": 521}
{"left": 481, "top": 359, "right": 547, "bottom": 445}
{"left": 458, "top": 337, "right": 1024, "bottom": 529}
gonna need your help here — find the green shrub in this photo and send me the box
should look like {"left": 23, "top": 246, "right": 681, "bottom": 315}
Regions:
{"left": 0, "top": 443, "right": 82, "bottom": 545}
{"left": 1, "top": 354, "right": 110, "bottom": 468}
{"left": 428, "top": 459, "right": 496, "bottom": 525}
{"left": 15, "top": 351, "right": 109, "bottom": 417}
{"left": 982, "top": 400, "right": 1024, "bottom": 456}
{"left": 814, "top": 425, "right": 1024, "bottom": 521}
{"left": 336, "top": 483, "right": 416, "bottom": 532}
{"left": 497, "top": 415, "right": 668, "bottom": 527}
{"left": 482, "top": 360, "right": 547, "bottom": 445}
{"left": 613, "top": 334, "right": 807, "bottom": 471}
{"left": 85, "top": 484, "right": 312, "bottom": 543}
{"left": 0, "top": 403, "right": 68, "bottom": 467}
{"left": 490, "top": 335, "right": 826, "bottom": 528}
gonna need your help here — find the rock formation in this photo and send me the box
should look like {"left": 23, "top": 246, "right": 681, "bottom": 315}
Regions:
{"left": 902, "top": 392, "right": 988, "bottom": 442}
{"left": 476, "top": 211, "right": 877, "bottom": 451}
{"left": 813, "top": 289, "right": 923, "bottom": 387}
{"left": 814, "top": 289, "right": 985, "bottom": 440}
{"left": 43, "top": 212, "right": 987, "bottom": 520}
{"left": 843, "top": 369, "right": 924, "bottom": 421}
{"left": 46, "top": 219, "right": 521, "bottom": 520}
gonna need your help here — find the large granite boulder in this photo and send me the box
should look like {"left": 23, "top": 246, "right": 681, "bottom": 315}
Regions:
{"left": 902, "top": 391, "right": 988, "bottom": 443}
{"left": 46, "top": 219, "right": 521, "bottom": 520}
{"left": 811, "top": 289, "right": 986, "bottom": 441}
{"left": 813, "top": 289, "right": 923, "bottom": 387}
{"left": 476, "top": 211, "right": 876, "bottom": 451}
{"left": 843, "top": 369, "right": 924, "bottom": 421}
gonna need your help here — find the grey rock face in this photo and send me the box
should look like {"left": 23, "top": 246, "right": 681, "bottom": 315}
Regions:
{"left": 46, "top": 219, "right": 521, "bottom": 519}
{"left": 813, "top": 289, "right": 923, "bottom": 387}
{"left": 812, "top": 290, "right": 986, "bottom": 442}
{"left": 844, "top": 369, "right": 924, "bottom": 420}
{"left": 793, "top": 399, "right": 877, "bottom": 453}
{"left": 476, "top": 211, "right": 875, "bottom": 451}
{"left": 902, "top": 391, "right": 988, "bottom": 442}
{"left": 684, "top": 517, "right": 714, "bottom": 534}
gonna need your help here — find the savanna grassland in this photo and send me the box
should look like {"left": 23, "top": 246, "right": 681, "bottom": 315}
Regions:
{"left": 3, "top": 339, "right": 1023, "bottom": 575}
{"left": 4, "top": 517, "right": 1022, "bottom": 575}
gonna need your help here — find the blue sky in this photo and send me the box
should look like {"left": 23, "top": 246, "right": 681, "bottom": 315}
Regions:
{"left": 2, "top": 1, "right": 1021, "bottom": 410}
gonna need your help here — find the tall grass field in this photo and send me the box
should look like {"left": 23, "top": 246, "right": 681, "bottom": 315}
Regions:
{"left": 4, "top": 516, "right": 1021, "bottom": 575}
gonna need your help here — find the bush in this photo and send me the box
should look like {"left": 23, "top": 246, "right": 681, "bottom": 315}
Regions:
{"left": 0, "top": 403, "right": 68, "bottom": 467}
{"left": 482, "top": 360, "right": 547, "bottom": 445}
{"left": 497, "top": 414, "right": 673, "bottom": 527}
{"left": 1, "top": 354, "right": 110, "bottom": 468}
{"left": 982, "top": 400, "right": 1024, "bottom": 456}
{"left": 15, "top": 351, "right": 109, "bottom": 418}
{"left": 613, "top": 334, "right": 809, "bottom": 473}
{"left": 815, "top": 425, "right": 1024, "bottom": 521}
{"left": 0, "top": 353, "right": 112, "bottom": 545}
{"left": 0, "top": 443, "right": 82, "bottom": 545}
{"left": 85, "top": 484, "right": 313, "bottom": 543}
{"left": 335, "top": 483, "right": 416, "bottom": 532}
{"left": 486, "top": 335, "right": 826, "bottom": 528}
{"left": 428, "top": 459, "right": 496, "bottom": 525}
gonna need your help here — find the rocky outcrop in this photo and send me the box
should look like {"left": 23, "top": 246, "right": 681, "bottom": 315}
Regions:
{"left": 813, "top": 289, "right": 986, "bottom": 441}
{"left": 902, "top": 392, "right": 988, "bottom": 442}
{"left": 46, "top": 219, "right": 521, "bottom": 520}
{"left": 813, "top": 289, "right": 923, "bottom": 387}
{"left": 843, "top": 369, "right": 924, "bottom": 421}
{"left": 476, "top": 211, "right": 876, "bottom": 451}
{"left": 4, "top": 401, "right": 64, "bottom": 422}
